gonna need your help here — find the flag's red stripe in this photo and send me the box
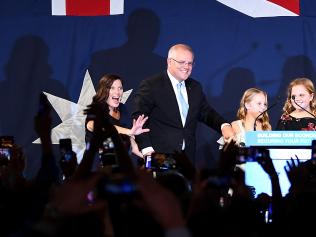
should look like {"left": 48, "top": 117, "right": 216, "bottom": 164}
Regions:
{"left": 268, "top": 0, "right": 300, "bottom": 15}
{"left": 105, "top": 0, "right": 110, "bottom": 15}
{"left": 65, "top": 0, "right": 110, "bottom": 16}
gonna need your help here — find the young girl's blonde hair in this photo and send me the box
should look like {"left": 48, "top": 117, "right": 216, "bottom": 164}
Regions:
{"left": 237, "top": 88, "right": 271, "bottom": 130}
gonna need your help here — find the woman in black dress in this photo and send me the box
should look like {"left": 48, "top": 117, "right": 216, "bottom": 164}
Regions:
{"left": 85, "top": 74, "right": 149, "bottom": 159}
{"left": 276, "top": 78, "right": 316, "bottom": 131}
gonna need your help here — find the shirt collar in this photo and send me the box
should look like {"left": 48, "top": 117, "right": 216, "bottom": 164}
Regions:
{"left": 167, "top": 70, "right": 185, "bottom": 88}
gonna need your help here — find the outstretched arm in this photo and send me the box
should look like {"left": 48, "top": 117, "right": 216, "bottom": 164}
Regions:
{"left": 86, "top": 114, "right": 149, "bottom": 137}
{"left": 114, "top": 114, "right": 150, "bottom": 137}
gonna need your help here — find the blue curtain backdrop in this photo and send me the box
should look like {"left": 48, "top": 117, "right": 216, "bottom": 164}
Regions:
{"left": 1, "top": 0, "right": 316, "bottom": 178}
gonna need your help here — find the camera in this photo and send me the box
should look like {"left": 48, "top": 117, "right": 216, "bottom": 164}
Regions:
{"left": 237, "top": 147, "right": 269, "bottom": 163}
{"left": 144, "top": 153, "right": 177, "bottom": 171}
{"left": 99, "top": 137, "right": 118, "bottom": 167}
{"left": 0, "top": 136, "right": 14, "bottom": 165}
{"left": 59, "top": 138, "right": 73, "bottom": 162}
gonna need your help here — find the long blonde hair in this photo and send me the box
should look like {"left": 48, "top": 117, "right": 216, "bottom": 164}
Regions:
{"left": 282, "top": 77, "right": 316, "bottom": 116}
{"left": 237, "top": 88, "right": 271, "bottom": 130}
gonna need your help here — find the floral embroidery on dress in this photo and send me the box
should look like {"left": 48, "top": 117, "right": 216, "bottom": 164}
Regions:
{"left": 277, "top": 114, "right": 316, "bottom": 131}
{"left": 280, "top": 114, "right": 292, "bottom": 121}
{"left": 301, "top": 122, "right": 316, "bottom": 131}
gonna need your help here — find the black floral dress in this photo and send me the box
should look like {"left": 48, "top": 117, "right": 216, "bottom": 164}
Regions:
{"left": 275, "top": 114, "right": 316, "bottom": 131}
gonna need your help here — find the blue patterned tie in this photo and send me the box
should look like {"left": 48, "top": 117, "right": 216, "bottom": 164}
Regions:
{"left": 177, "top": 82, "right": 189, "bottom": 123}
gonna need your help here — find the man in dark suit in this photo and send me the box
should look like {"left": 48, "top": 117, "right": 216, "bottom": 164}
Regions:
{"left": 132, "top": 44, "right": 235, "bottom": 163}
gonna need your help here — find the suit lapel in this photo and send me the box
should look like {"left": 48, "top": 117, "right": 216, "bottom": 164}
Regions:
{"left": 184, "top": 79, "right": 193, "bottom": 125}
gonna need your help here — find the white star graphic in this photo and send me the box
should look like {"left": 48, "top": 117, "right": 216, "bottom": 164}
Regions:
{"left": 33, "top": 70, "right": 132, "bottom": 162}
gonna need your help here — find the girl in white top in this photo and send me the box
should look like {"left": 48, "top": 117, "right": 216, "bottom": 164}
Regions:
{"left": 218, "top": 88, "right": 272, "bottom": 148}
{"left": 232, "top": 87, "right": 272, "bottom": 145}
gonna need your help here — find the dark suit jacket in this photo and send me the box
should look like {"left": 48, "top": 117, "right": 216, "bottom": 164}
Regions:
{"left": 132, "top": 71, "right": 227, "bottom": 162}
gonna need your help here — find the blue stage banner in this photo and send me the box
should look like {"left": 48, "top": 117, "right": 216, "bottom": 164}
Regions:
{"left": 245, "top": 131, "right": 316, "bottom": 146}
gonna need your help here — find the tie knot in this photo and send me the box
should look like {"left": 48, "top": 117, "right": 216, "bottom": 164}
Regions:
{"left": 177, "top": 82, "right": 183, "bottom": 89}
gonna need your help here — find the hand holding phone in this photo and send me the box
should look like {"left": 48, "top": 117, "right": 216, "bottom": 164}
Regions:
{"left": 0, "top": 136, "right": 14, "bottom": 165}
{"left": 59, "top": 138, "right": 73, "bottom": 162}
{"left": 144, "top": 153, "right": 177, "bottom": 171}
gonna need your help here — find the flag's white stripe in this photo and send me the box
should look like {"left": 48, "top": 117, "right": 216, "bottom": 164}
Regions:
{"left": 52, "top": 0, "right": 66, "bottom": 16}
{"left": 110, "top": 0, "right": 124, "bottom": 15}
{"left": 217, "top": 0, "right": 298, "bottom": 18}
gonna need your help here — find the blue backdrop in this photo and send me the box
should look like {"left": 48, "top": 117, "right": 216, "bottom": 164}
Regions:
{"left": 1, "top": 0, "right": 316, "bottom": 178}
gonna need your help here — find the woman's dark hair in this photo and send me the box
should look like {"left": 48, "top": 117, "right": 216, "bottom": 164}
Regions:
{"left": 92, "top": 74, "right": 123, "bottom": 104}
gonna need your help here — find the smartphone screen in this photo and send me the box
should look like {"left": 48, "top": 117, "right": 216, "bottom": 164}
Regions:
{"left": 97, "top": 176, "right": 138, "bottom": 200}
{"left": 0, "top": 148, "right": 11, "bottom": 160}
{"left": 0, "top": 136, "right": 14, "bottom": 162}
{"left": 59, "top": 138, "right": 72, "bottom": 161}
